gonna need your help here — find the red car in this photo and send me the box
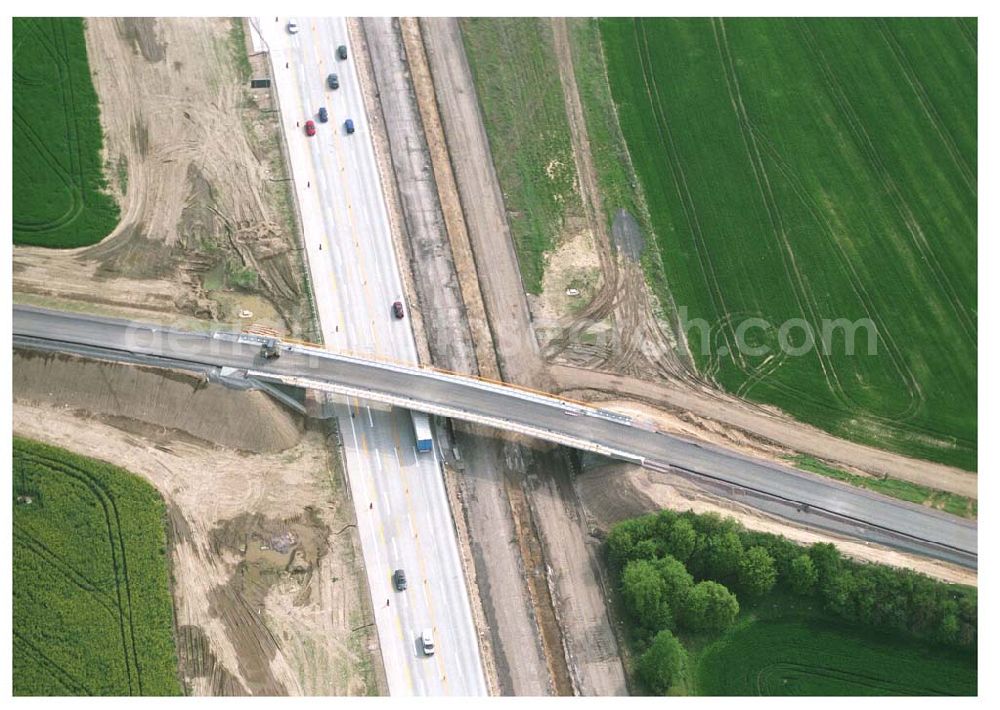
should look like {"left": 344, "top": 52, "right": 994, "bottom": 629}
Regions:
{"left": 392, "top": 301, "right": 405, "bottom": 319}
{"left": 305, "top": 120, "right": 316, "bottom": 137}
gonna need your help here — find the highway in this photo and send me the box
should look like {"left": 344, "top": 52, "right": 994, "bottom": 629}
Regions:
{"left": 247, "top": 18, "right": 486, "bottom": 695}
{"left": 14, "top": 305, "right": 977, "bottom": 570}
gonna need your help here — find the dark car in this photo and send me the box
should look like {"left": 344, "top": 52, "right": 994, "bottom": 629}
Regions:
{"left": 344, "top": 118, "right": 355, "bottom": 135}
{"left": 337, "top": 44, "right": 348, "bottom": 60}
{"left": 318, "top": 107, "right": 328, "bottom": 123}
{"left": 393, "top": 569, "right": 407, "bottom": 591}
{"left": 305, "top": 120, "right": 316, "bottom": 137}
{"left": 327, "top": 72, "right": 339, "bottom": 90}
{"left": 392, "top": 301, "right": 404, "bottom": 319}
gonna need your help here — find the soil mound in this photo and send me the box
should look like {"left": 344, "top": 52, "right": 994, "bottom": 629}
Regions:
{"left": 13, "top": 350, "right": 301, "bottom": 453}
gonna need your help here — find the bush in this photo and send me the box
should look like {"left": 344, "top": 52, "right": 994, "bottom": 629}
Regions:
{"left": 694, "top": 531, "right": 743, "bottom": 581}
{"left": 680, "top": 581, "right": 739, "bottom": 632}
{"left": 665, "top": 518, "right": 697, "bottom": 561}
{"left": 622, "top": 559, "right": 673, "bottom": 631}
{"left": 737, "top": 546, "right": 777, "bottom": 597}
{"left": 637, "top": 629, "right": 687, "bottom": 695}
{"left": 788, "top": 554, "right": 819, "bottom": 596}
{"left": 653, "top": 554, "right": 695, "bottom": 608}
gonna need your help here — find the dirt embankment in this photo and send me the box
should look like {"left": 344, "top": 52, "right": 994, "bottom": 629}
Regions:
{"left": 13, "top": 18, "right": 313, "bottom": 338}
{"left": 576, "top": 462, "right": 976, "bottom": 587}
{"left": 13, "top": 354, "right": 380, "bottom": 695}
{"left": 13, "top": 350, "right": 301, "bottom": 453}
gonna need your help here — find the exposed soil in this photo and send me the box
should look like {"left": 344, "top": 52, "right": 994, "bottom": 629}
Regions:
{"left": 575, "top": 461, "right": 976, "bottom": 587}
{"left": 13, "top": 356, "right": 380, "bottom": 696}
{"left": 12, "top": 18, "right": 313, "bottom": 338}
{"left": 539, "top": 18, "right": 689, "bottom": 383}
{"left": 13, "top": 350, "right": 302, "bottom": 453}
{"left": 421, "top": 18, "right": 548, "bottom": 391}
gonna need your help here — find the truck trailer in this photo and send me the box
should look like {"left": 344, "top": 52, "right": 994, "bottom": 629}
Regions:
{"left": 410, "top": 411, "right": 433, "bottom": 453}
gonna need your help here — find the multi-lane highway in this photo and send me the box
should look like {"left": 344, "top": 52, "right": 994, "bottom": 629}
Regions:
{"left": 247, "top": 18, "right": 486, "bottom": 695}
{"left": 14, "top": 305, "right": 977, "bottom": 572}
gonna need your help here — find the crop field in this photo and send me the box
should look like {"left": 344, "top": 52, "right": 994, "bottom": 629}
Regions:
{"left": 695, "top": 617, "right": 976, "bottom": 696}
{"left": 461, "top": 18, "right": 581, "bottom": 294}
{"left": 601, "top": 18, "right": 977, "bottom": 470}
{"left": 13, "top": 17, "right": 120, "bottom": 248}
{"left": 13, "top": 438, "right": 180, "bottom": 695}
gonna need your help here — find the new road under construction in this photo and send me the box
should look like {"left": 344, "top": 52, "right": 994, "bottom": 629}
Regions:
{"left": 13, "top": 305, "right": 977, "bottom": 572}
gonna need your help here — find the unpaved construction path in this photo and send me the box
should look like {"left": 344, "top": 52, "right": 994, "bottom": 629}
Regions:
{"left": 418, "top": 18, "right": 628, "bottom": 696}
{"left": 13, "top": 18, "right": 312, "bottom": 336}
{"left": 420, "top": 18, "right": 547, "bottom": 390}
{"left": 544, "top": 18, "right": 687, "bottom": 383}
{"left": 13, "top": 354, "right": 380, "bottom": 696}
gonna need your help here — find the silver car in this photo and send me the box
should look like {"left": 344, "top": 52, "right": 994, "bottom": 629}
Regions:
{"left": 420, "top": 628, "right": 435, "bottom": 657}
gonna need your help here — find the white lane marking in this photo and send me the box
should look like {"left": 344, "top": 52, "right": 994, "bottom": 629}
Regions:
{"left": 375, "top": 447, "right": 383, "bottom": 472}
{"left": 367, "top": 405, "right": 374, "bottom": 427}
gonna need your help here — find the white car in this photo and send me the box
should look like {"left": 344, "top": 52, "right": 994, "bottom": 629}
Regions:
{"left": 286, "top": 20, "right": 299, "bottom": 34}
{"left": 420, "top": 628, "right": 435, "bottom": 657}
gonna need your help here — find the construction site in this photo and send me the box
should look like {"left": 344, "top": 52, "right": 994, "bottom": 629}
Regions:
{"left": 12, "top": 16, "right": 977, "bottom": 696}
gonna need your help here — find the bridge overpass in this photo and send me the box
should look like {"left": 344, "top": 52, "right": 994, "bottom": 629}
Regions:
{"left": 13, "top": 305, "right": 977, "bottom": 568}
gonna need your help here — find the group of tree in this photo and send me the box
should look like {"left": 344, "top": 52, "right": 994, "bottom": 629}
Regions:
{"left": 609, "top": 509, "right": 977, "bottom": 663}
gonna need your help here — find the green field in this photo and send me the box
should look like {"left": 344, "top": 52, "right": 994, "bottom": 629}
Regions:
{"left": 461, "top": 18, "right": 581, "bottom": 294}
{"left": 601, "top": 18, "right": 977, "bottom": 470}
{"left": 13, "top": 438, "right": 181, "bottom": 695}
{"left": 695, "top": 616, "right": 976, "bottom": 696}
{"left": 13, "top": 17, "right": 120, "bottom": 248}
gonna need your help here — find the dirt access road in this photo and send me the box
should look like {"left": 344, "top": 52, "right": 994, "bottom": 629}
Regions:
{"left": 13, "top": 18, "right": 312, "bottom": 337}
{"left": 416, "top": 18, "right": 627, "bottom": 696}
{"left": 13, "top": 351, "right": 380, "bottom": 695}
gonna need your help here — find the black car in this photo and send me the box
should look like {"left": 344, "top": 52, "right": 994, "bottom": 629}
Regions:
{"left": 337, "top": 44, "right": 348, "bottom": 60}
{"left": 392, "top": 300, "right": 404, "bottom": 319}
{"left": 393, "top": 569, "right": 407, "bottom": 591}
{"left": 327, "top": 72, "right": 339, "bottom": 90}
{"left": 318, "top": 107, "right": 328, "bottom": 123}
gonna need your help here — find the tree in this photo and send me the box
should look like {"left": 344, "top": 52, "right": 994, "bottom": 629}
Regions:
{"left": 680, "top": 581, "right": 739, "bottom": 632}
{"left": 665, "top": 518, "right": 697, "bottom": 561}
{"left": 637, "top": 629, "right": 687, "bottom": 695}
{"left": 737, "top": 546, "right": 777, "bottom": 597}
{"left": 699, "top": 531, "right": 744, "bottom": 581}
{"left": 621, "top": 559, "right": 673, "bottom": 631}
{"left": 607, "top": 516, "right": 656, "bottom": 568}
{"left": 808, "top": 542, "right": 843, "bottom": 589}
{"left": 653, "top": 554, "right": 694, "bottom": 608}
{"left": 787, "top": 554, "right": 819, "bottom": 596}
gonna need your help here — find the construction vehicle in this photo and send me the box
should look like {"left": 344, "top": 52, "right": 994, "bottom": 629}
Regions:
{"left": 410, "top": 411, "right": 432, "bottom": 453}
{"left": 261, "top": 338, "right": 280, "bottom": 360}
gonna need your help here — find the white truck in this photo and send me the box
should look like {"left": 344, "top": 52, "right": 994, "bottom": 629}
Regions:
{"left": 410, "top": 411, "right": 433, "bottom": 453}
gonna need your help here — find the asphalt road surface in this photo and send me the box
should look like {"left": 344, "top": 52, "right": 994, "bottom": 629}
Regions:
{"left": 14, "top": 305, "right": 977, "bottom": 572}
{"left": 249, "top": 17, "right": 486, "bottom": 695}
